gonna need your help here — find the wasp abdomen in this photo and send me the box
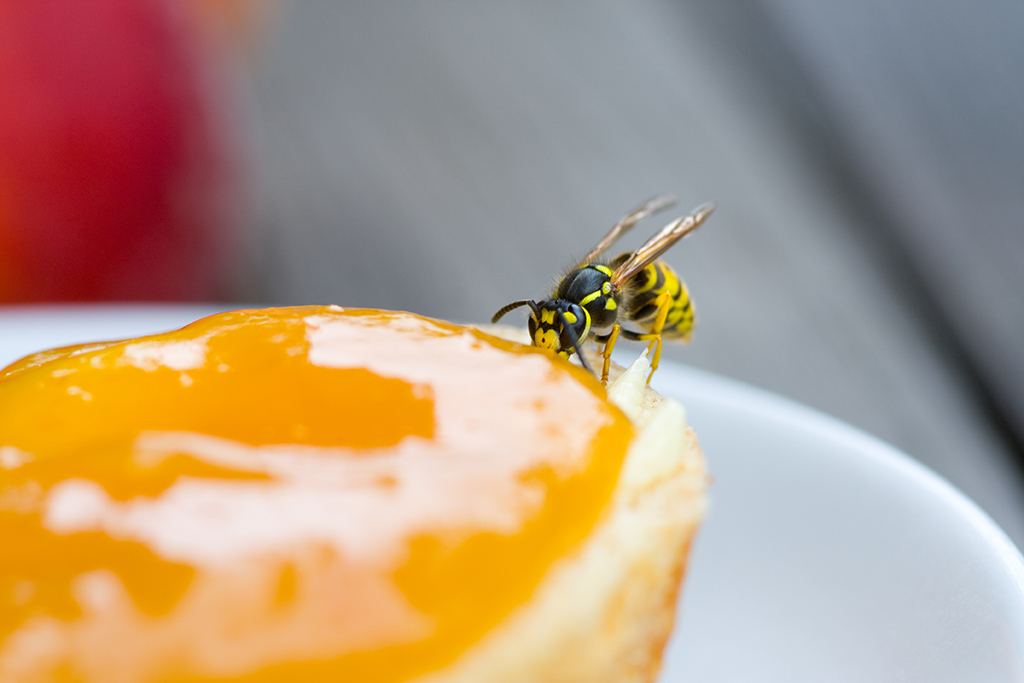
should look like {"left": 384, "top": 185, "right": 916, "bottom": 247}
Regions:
{"left": 622, "top": 260, "right": 694, "bottom": 341}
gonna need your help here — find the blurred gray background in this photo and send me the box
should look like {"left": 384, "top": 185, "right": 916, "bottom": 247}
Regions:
{"left": 242, "top": 2, "right": 1024, "bottom": 545}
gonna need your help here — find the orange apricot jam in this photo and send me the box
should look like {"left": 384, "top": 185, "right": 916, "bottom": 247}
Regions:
{"left": 0, "top": 306, "right": 632, "bottom": 682}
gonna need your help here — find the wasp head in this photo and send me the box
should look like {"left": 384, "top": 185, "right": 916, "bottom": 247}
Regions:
{"left": 490, "top": 297, "right": 594, "bottom": 374}
{"left": 527, "top": 300, "right": 591, "bottom": 359}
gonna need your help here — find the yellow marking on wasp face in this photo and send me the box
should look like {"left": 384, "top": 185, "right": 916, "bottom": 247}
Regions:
{"left": 594, "top": 265, "right": 613, "bottom": 276}
{"left": 534, "top": 329, "right": 559, "bottom": 349}
{"left": 602, "top": 282, "right": 612, "bottom": 294}
{"left": 541, "top": 309, "right": 556, "bottom": 324}
{"left": 579, "top": 291, "right": 602, "bottom": 307}
{"left": 562, "top": 311, "right": 577, "bottom": 324}
{"left": 605, "top": 298, "right": 617, "bottom": 311}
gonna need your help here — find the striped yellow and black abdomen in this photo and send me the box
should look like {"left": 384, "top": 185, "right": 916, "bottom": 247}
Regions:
{"left": 623, "top": 260, "right": 694, "bottom": 341}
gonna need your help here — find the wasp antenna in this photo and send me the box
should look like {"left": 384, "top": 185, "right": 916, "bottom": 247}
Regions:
{"left": 558, "top": 309, "right": 595, "bottom": 376}
{"left": 527, "top": 300, "right": 542, "bottom": 318}
{"left": 491, "top": 300, "right": 533, "bottom": 324}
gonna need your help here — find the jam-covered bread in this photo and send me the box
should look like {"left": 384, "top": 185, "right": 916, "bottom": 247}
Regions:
{"left": 0, "top": 307, "right": 705, "bottom": 682}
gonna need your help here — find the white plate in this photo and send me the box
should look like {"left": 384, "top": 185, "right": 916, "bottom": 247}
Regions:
{"left": 655, "top": 362, "right": 1024, "bottom": 682}
{"left": 3, "top": 306, "right": 1024, "bottom": 681}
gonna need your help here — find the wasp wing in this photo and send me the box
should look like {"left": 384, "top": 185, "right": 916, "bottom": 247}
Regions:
{"left": 610, "top": 202, "right": 715, "bottom": 289}
{"left": 572, "top": 195, "right": 678, "bottom": 269}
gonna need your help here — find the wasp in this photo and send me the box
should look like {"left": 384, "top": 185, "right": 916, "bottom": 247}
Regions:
{"left": 491, "top": 195, "right": 714, "bottom": 384}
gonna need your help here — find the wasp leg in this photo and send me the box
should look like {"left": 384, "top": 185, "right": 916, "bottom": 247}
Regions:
{"left": 635, "top": 291, "right": 673, "bottom": 385}
{"left": 600, "top": 324, "right": 621, "bottom": 385}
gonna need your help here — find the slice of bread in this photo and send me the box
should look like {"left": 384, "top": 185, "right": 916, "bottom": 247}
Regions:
{"left": 0, "top": 308, "right": 705, "bottom": 683}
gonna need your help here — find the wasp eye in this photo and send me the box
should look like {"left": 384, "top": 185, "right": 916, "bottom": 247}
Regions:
{"left": 566, "top": 304, "right": 587, "bottom": 333}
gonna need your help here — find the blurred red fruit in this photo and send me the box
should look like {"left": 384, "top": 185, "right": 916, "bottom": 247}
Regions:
{"left": 0, "top": 0, "right": 247, "bottom": 302}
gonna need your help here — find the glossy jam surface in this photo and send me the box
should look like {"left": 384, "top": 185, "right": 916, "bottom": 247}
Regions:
{"left": 0, "top": 307, "right": 632, "bottom": 682}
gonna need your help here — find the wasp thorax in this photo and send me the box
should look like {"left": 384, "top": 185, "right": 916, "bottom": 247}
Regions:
{"left": 556, "top": 265, "right": 619, "bottom": 332}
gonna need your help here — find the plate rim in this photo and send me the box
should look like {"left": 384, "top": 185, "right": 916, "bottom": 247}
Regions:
{"left": 655, "top": 359, "right": 1024, "bottom": 604}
